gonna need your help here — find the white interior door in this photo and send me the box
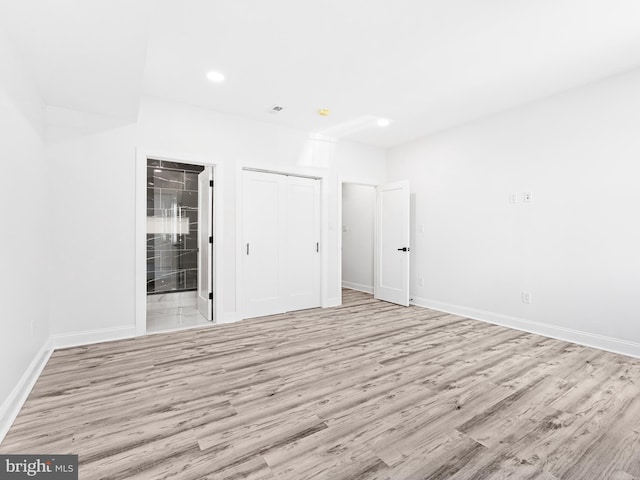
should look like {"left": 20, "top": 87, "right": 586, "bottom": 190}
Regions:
{"left": 197, "top": 167, "right": 213, "bottom": 321}
{"left": 243, "top": 171, "right": 287, "bottom": 318}
{"left": 285, "top": 176, "right": 321, "bottom": 311}
{"left": 374, "top": 180, "right": 410, "bottom": 306}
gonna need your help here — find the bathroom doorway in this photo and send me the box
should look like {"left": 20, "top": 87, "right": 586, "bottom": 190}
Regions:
{"left": 145, "top": 158, "right": 214, "bottom": 333}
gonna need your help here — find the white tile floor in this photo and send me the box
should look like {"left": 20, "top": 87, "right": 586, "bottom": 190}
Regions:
{"left": 146, "top": 292, "right": 211, "bottom": 334}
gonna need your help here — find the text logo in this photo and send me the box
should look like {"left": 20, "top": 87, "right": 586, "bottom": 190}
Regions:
{"left": 0, "top": 455, "right": 77, "bottom": 479}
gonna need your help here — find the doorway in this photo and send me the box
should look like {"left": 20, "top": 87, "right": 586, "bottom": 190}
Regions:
{"left": 341, "top": 183, "right": 376, "bottom": 295}
{"left": 145, "top": 158, "right": 214, "bottom": 333}
{"left": 341, "top": 180, "right": 411, "bottom": 306}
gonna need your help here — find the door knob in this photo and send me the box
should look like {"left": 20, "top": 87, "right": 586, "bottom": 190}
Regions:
{"left": 397, "top": 247, "right": 410, "bottom": 252}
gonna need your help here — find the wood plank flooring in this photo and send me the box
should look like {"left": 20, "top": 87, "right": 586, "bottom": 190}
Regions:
{"left": 3, "top": 289, "right": 640, "bottom": 479}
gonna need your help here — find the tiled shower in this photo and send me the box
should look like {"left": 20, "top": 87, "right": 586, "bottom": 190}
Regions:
{"left": 147, "top": 159, "right": 204, "bottom": 294}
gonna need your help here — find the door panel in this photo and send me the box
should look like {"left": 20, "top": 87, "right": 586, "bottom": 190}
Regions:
{"left": 375, "top": 180, "right": 410, "bottom": 306}
{"left": 197, "top": 167, "right": 213, "bottom": 320}
{"left": 285, "top": 176, "right": 321, "bottom": 311}
{"left": 242, "top": 171, "right": 286, "bottom": 318}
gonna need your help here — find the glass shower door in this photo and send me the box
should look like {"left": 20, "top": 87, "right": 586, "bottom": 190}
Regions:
{"left": 146, "top": 162, "right": 202, "bottom": 294}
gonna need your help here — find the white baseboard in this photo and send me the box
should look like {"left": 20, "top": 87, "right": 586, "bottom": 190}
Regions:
{"left": 342, "top": 281, "right": 373, "bottom": 294}
{"left": 51, "top": 325, "right": 136, "bottom": 349}
{"left": 411, "top": 296, "right": 640, "bottom": 359}
{"left": 0, "top": 338, "right": 53, "bottom": 444}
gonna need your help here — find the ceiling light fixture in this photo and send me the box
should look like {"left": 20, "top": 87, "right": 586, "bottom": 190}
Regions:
{"left": 206, "top": 71, "right": 225, "bottom": 83}
{"left": 377, "top": 118, "right": 390, "bottom": 127}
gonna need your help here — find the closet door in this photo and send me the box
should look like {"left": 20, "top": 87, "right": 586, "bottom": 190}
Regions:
{"left": 242, "top": 170, "right": 321, "bottom": 319}
{"left": 285, "top": 176, "right": 321, "bottom": 311}
{"left": 242, "top": 171, "right": 287, "bottom": 318}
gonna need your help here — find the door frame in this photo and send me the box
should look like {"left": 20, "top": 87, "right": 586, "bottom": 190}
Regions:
{"left": 235, "top": 163, "right": 327, "bottom": 320}
{"left": 135, "top": 149, "right": 223, "bottom": 336}
{"left": 338, "top": 178, "right": 379, "bottom": 306}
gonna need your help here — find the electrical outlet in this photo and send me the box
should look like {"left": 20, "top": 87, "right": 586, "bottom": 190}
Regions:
{"left": 509, "top": 192, "right": 518, "bottom": 204}
{"left": 523, "top": 192, "right": 532, "bottom": 203}
{"left": 418, "top": 277, "right": 424, "bottom": 287}
{"left": 522, "top": 291, "right": 531, "bottom": 304}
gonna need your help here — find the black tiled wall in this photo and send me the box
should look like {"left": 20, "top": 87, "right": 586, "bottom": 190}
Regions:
{"left": 147, "top": 159, "right": 205, "bottom": 294}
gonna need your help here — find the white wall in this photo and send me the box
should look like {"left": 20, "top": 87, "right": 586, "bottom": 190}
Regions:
{"left": 0, "top": 32, "right": 50, "bottom": 434}
{"left": 387, "top": 68, "right": 640, "bottom": 356}
{"left": 342, "top": 184, "right": 376, "bottom": 293}
{"left": 47, "top": 107, "right": 138, "bottom": 342}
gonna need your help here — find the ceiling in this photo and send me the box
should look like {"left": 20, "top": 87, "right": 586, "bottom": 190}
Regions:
{"left": 2, "top": 0, "right": 640, "bottom": 148}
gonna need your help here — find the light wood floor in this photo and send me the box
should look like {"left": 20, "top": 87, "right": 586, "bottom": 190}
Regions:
{"left": 3, "top": 290, "right": 640, "bottom": 479}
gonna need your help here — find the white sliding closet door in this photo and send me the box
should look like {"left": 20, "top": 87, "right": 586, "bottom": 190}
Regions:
{"left": 286, "top": 175, "right": 321, "bottom": 311}
{"left": 242, "top": 170, "right": 321, "bottom": 319}
{"left": 243, "top": 171, "right": 287, "bottom": 318}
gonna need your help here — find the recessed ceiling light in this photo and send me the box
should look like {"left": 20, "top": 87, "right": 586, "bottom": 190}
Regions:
{"left": 206, "top": 71, "right": 225, "bottom": 83}
{"left": 377, "top": 118, "right": 390, "bottom": 127}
